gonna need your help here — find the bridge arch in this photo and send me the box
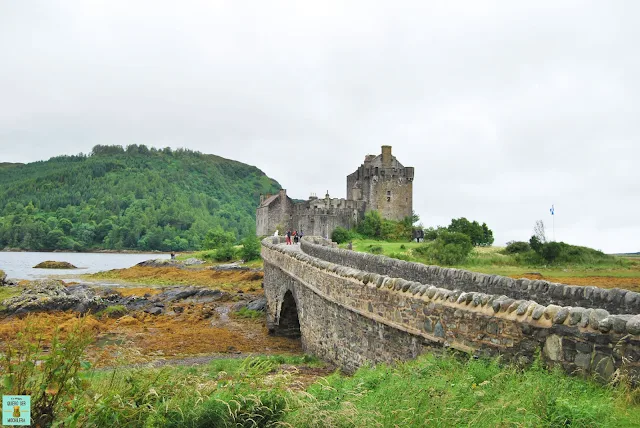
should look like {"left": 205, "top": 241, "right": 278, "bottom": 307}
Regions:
{"left": 274, "top": 290, "right": 301, "bottom": 338}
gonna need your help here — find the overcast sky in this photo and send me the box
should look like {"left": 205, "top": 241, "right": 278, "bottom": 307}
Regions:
{"left": 1, "top": 1, "right": 638, "bottom": 252}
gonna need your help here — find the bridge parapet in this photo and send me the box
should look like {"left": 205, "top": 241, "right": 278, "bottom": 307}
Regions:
{"left": 262, "top": 237, "right": 640, "bottom": 379}
{"left": 301, "top": 237, "right": 640, "bottom": 315}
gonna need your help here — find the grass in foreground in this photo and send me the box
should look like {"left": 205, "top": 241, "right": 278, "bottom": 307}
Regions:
{"left": 1, "top": 317, "right": 638, "bottom": 427}
{"left": 7, "top": 352, "right": 639, "bottom": 427}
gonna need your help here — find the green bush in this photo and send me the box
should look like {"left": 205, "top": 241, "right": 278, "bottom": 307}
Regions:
{"left": 213, "top": 244, "right": 236, "bottom": 261}
{"left": 357, "top": 211, "right": 383, "bottom": 238}
{"left": 529, "top": 235, "right": 544, "bottom": 253}
{"left": 368, "top": 245, "right": 384, "bottom": 255}
{"left": 528, "top": 237, "right": 613, "bottom": 265}
{"left": 541, "top": 241, "right": 562, "bottom": 263}
{"left": 505, "top": 241, "right": 531, "bottom": 254}
{"left": 423, "top": 227, "right": 441, "bottom": 241}
{"left": 422, "top": 231, "right": 473, "bottom": 265}
{"left": 331, "top": 227, "right": 352, "bottom": 244}
{"left": 389, "top": 252, "right": 411, "bottom": 261}
{"left": 204, "top": 227, "right": 236, "bottom": 250}
{"left": 240, "top": 235, "right": 261, "bottom": 261}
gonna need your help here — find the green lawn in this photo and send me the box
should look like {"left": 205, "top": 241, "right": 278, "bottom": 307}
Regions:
{"left": 340, "top": 239, "right": 640, "bottom": 287}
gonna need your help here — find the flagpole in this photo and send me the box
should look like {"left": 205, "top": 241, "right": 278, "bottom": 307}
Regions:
{"left": 552, "top": 204, "right": 555, "bottom": 242}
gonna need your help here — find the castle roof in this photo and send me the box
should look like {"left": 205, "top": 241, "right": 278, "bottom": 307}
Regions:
{"left": 260, "top": 194, "right": 280, "bottom": 207}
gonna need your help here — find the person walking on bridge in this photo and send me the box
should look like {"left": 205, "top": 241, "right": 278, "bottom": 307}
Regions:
{"left": 286, "top": 230, "right": 292, "bottom": 245}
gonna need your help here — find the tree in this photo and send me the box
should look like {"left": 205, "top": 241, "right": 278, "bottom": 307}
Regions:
{"left": 357, "top": 211, "right": 383, "bottom": 239}
{"left": 331, "top": 227, "right": 352, "bottom": 244}
{"left": 505, "top": 241, "right": 530, "bottom": 254}
{"left": 240, "top": 235, "right": 261, "bottom": 261}
{"left": 447, "top": 218, "right": 494, "bottom": 246}
{"left": 214, "top": 244, "right": 236, "bottom": 261}
{"left": 424, "top": 231, "right": 473, "bottom": 265}
{"left": 481, "top": 223, "right": 494, "bottom": 247}
{"left": 59, "top": 218, "right": 73, "bottom": 235}
{"left": 533, "top": 220, "right": 547, "bottom": 243}
{"left": 203, "top": 228, "right": 236, "bottom": 250}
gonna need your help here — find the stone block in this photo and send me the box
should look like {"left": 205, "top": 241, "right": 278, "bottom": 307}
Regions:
{"left": 532, "top": 305, "right": 545, "bottom": 320}
{"left": 486, "top": 321, "right": 499, "bottom": 335}
{"left": 544, "top": 305, "right": 562, "bottom": 320}
{"left": 626, "top": 315, "right": 640, "bottom": 336}
{"left": 589, "top": 309, "right": 610, "bottom": 330}
{"left": 568, "top": 307, "right": 585, "bottom": 326}
{"left": 516, "top": 301, "right": 532, "bottom": 316}
{"left": 434, "top": 321, "right": 445, "bottom": 338}
{"left": 598, "top": 317, "right": 614, "bottom": 333}
{"left": 544, "top": 334, "right": 563, "bottom": 361}
{"left": 553, "top": 308, "right": 569, "bottom": 325}
{"left": 593, "top": 353, "right": 615, "bottom": 380}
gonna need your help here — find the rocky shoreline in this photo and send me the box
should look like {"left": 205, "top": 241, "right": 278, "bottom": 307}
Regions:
{"left": 0, "top": 278, "right": 266, "bottom": 319}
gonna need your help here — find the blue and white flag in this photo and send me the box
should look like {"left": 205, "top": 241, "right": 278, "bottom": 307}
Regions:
{"left": 550, "top": 205, "right": 555, "bottom": 215}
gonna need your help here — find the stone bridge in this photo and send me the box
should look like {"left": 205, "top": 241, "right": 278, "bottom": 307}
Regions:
{"left": 262, "top": 237, "right": 640, "bottom": 379}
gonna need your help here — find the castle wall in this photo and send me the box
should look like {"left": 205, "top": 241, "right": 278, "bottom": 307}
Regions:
{"left": 366, "top": 171, "right": 413, "bottom": 221}
{"left": 291, "top": 198, "right": 366, "bottom": 237}
{"left": 256, "top": 191, "right": 295, "bottom": 236}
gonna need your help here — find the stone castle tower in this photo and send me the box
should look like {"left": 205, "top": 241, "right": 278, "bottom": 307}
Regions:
{"left": 346, "top": 145, "right": 414, "bottom": 221}
{"left": 256, "top": 146, "right": 414, "bottom": 236}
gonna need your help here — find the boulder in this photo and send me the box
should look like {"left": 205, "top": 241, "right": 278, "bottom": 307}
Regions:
{"left": 137, "top": 258, "right": 207, "bottom": 269}
{"left": 0, "top": 269, "right": 6, "bottom": 286}
{"left": 1, "top": 279, "right": 104, "bottom": 314}
{"left": 246, "top": 297, "right": 267, "bottom": 312}
{"left": 33, "top": 261, "right": 77, "bottom": 269}
{"left": 145, "top": 307, "right": 163, "bottom": 316}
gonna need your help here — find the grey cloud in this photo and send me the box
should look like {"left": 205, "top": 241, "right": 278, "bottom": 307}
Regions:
{"left": 1, "top": 0, "right": 639, "bottom": 252}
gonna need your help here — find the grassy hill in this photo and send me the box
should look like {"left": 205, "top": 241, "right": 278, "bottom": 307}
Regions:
{"left": 0, "top": 145, "right": 280, "bottom": 251}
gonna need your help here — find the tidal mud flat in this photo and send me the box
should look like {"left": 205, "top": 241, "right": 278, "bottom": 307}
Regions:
{"left": 0, "top": 258, "right": 303, "bottom": 368}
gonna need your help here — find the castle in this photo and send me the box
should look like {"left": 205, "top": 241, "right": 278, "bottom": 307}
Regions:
{"left": 256, "top": 146, "right": 414, "bottom": 237}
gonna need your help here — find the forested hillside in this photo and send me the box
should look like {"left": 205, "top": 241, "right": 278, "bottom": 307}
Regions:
{"left": 0, "top": 145, "right": 281, "bottom": 251}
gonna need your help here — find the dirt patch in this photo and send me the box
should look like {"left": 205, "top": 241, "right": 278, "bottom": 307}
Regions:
{"left": 0, "top": 300, "right": 301, "bottom": 368}
{"left": 511, "top": 274, "right": 640, "bottom": 292}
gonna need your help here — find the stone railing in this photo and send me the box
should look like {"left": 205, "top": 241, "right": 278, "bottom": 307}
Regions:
{"left": 262, "top": 237, "right": 640, "bottom": 378}
{"left": 300, "top": 237, "right": 640, "bottom": 315}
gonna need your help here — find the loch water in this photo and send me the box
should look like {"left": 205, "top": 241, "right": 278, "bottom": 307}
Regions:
{"left": 0, "top": 251, "right": 170, "bottom": 280}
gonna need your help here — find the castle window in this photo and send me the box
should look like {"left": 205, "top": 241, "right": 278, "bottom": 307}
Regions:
{"left": 386, "top": 190, "right": 391, "bottom": 202}
{"left": 375, "top": 167, "right": 379, "bottom": 176}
